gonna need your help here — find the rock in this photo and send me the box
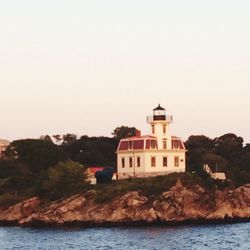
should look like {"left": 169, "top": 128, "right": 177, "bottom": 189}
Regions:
{"left": 0, "top": 197, "right": 40, "bottom": 223}
{"left": 0, "top": 183, "right": 250, "bottom": 226}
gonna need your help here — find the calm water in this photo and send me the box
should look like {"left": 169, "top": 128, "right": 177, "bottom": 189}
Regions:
{"left": 0, "top": 223, "right": 249, "bottom": 250}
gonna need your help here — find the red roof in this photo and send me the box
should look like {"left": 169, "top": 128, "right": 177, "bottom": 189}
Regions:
{"left": 88, "top": 167, "right": 105, "bottom": 174}
{"left": 117, "top": 135, "right": 185, "bottom": 151}
{"left": 118, "top": 136, "right": 158, "bottom": 151}
{"left": 171, "top": 136, "right": 185, "bottom": 150}
{"left": 121, "top": 135, "right": 156, "bottom": 140}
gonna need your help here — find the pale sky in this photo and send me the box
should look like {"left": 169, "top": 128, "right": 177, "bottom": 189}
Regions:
{"left": 1, "top": 1, "right": 250, "bottom": 143}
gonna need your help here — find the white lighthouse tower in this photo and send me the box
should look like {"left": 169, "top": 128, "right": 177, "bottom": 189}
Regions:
{"left": 147, "top": 105, "right": 173, "bottom": 150}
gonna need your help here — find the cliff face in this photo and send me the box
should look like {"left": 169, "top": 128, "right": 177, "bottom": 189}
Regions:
{"left": 0, "top": 181, "right": 250, "bottom": 226}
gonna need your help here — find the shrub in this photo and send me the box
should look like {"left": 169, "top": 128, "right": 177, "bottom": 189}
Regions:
{"left": 0, "top": 193, "right": 21, "bottom": 209}
{"left": 43, "top": 161, "right": 87, "bottom": 200}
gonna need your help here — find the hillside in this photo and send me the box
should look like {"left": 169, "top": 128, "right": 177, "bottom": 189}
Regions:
{"left": 0, "top": 178, "right": 249, "bottom": 227}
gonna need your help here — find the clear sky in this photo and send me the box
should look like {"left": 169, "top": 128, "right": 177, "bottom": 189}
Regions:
{"left": 0, "top": 1, "right": 250, "bottom": 143}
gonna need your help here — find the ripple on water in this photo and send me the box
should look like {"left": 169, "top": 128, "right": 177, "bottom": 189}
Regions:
{"left": 0, "top": 223, "right": 249, "bottom": 250}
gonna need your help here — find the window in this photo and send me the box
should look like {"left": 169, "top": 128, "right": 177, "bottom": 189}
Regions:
{"left": 137, "top": 157, "right": 140, "bottom": 167}
{"left": 163, "top": 125, "right": 166, "bottom": 134}
{"left": 151, "top": 140, "right": 157, "bottom": 149}
{"left": 129, "top": 157, "right": 133, "bottom": 168}
{"left": 174, "top": 157, "right": 179, "bottom": 167}
{"left": 129, "top": 141, "right": 133, "bottom": 150}
{"left": 151, "top": 157, "right": 156, "bottom": 167}
{"left": 121, "top": 158, "right": 125, "bottom": 168}
{"left": 163, "top": 157, "right": 168, "bottom": 167}
{"left": 152, "top": 125, "right": 155, "bottom": 134}
{"left": 174, "top": 141, "right": 179, "bottom": 149}
{"left": 163, "top": 140, "right": 167, "bottom": 149}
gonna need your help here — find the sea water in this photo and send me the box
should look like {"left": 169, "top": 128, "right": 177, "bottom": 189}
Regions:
{"left": 0, "top": 223, "right": 249, "bottom": 250}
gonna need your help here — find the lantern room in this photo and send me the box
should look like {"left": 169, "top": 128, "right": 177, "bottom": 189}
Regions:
{"left": 153, "top": 104, "right": 166, "bottom": 121}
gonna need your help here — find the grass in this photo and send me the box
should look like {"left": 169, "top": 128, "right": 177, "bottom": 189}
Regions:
{"left": 0, "top": 193, "right": 23, "bottom": 209}
{"left": 94, "top": 172, "right": 202, "bottom": 203}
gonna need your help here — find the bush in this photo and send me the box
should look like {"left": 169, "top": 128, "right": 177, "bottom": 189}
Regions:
{"left": 94, "top": 173, "right": 198, "bottom": 203}
{"left": 43, "top": 161, "right": 87, "bottom": 200}
{"left": 0, "top": 193, "right": 21, "bottom": 209}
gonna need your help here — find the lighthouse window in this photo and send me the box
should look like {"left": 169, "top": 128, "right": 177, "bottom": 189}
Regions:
{"left": 129, "top": 157, "right": 133, "bottom": 168}
{"left": 174, "top": 157, "right": 179, "bottom": 167}
{"left": 163, "top": 125, "right": 166, "bottom": 134}
{"left": 151, "top": 157, "right": 156, "bottom": 167}
{"left": 174, "top": 141, "right": 179, "bottom": 149}
{"left": 137, "top": 157, "right": 140, "bottom": 167}
{"left": 163, "top": 140, "right": 167, "bottom": 149}
{"left": 163, "top": 157, "right": 168, "bottom": 167}
{"left": 151, "top": 140, "right": 156, "bottom": 149}
{"left": 121, "top": 158, "right": 125, "bottom": 168}
{"left": 152, "top": 125, "right": 155, "bottom": 134}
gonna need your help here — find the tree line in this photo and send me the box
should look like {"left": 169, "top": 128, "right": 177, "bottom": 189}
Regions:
{"left": 0, "top": 126, "right": 249, "bottom": 207}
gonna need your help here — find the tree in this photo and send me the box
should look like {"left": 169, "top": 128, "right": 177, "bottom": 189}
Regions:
{"left": 64, "top": 136, "right": 118, "bottom": 168}
{"left": 204, "top": 152, "right": 227, "bottom": 172}
{"left": 214, "top": 133, "right": 243, "bottom": 160}
{"left": 53, "top": 134, "right": 62, "bottom": 144}
{"left": 185, "top": 135, "right": 214, "bottom": 151}
{"left": 40, "top": 135, "right": 53, "bottom": 142}
{"left": 62, "top": 134, "right": 77, "bottom": 145}
{"left": 185, "top": 135, "right": 214, "bottom": 175}
{"left": 5, "top": 139, "right": 67, "bottom": 172}
{"left": 0, "top": 159, "right": 36, "bottom": 198}
{"left": 112, "top": 126, "right": 138, "bottom": 141}
{"left": 43, "top": 161, "right": 87, "bottom": 200}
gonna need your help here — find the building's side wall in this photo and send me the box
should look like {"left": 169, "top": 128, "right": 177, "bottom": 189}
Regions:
{"left": 117, "top": 150, "right": 186, "bottom": 179}
{"left": 144, "top": 151, "right": 186, "bottom": 174}
{"left": 117, "top": 152, "right": 146, "bottom": 179}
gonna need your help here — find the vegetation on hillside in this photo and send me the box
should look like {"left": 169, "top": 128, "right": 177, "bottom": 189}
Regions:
{"left": 186, "top": 133, "right": 250, "bottom": 187}
{"left": 94, "top": 172, "right": 204, "bottom": 203}
{"left": 0, "top": 126, "right": 249, "bottom": 207}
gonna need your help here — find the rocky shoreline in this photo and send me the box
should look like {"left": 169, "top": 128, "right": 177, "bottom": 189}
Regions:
{"left": 0, "top": 180, "right": 249, "bottom": 227}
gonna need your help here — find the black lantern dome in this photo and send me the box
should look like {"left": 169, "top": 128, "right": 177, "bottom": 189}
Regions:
{"left": 153, "top": 104, "right": 166, "bottom": 121}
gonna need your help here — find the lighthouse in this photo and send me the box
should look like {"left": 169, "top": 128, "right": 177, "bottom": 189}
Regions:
{"left": 147, "top": 104, "right": 173, "bottom": 150}
{"left": 116, "top": 105, "right": 186, "bottom": 179}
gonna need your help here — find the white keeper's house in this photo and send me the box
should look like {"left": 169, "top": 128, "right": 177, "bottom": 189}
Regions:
{"left": 116, "top": 105, "right": 186, "bottom": 179}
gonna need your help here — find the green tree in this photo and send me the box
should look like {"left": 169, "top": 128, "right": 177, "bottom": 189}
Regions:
{"left": 185, "top": 135, "right": 214, "bottom": 151}
{"left": 112, "top": 126, "right": 138, "bottom": 141}
{"left": 63, "top": 136, "right": 118, "bottom": 167}
{"left": 185, "top": 135, "right": 214, "bottom": 174}
{"left": 5, "top": 139, "right": 67, "bottom": 172}
{"left": 214, "top": 133, "right": 243, "bottom": 160}
{"left": 62, "top": 134, "right": 77, "bottom": 145}
{"left": 40, "top": 135, "right": 53, "bottom": 142}
{"left": 53, "top": 134, "right": 62, "bottom": 144}
{"left": 43, "top": 161, "right": 87, "bottom": 200}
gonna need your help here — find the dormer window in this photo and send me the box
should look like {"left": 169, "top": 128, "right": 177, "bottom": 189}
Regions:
{"left": 129, "top": 141, "right": 133, "bottom": 150}
{"left": 151, "top": 140, "right": 157, "bottom": 149}
{"left": 163, "top": 125, "right": 166, "bottom": 134}
{"left": 174, "top": 141, "right": 179, "bottom": 149}
{"left": 163, "top": 139, "right": 167, "bottom": 149}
